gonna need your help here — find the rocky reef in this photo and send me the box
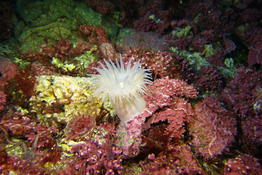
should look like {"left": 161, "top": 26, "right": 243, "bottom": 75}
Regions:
{"left": 0, "top": 0, "right": 261, "bottom": 174}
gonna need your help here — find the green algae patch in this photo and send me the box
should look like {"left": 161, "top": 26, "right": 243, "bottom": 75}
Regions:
{"left": 15, "top": 0, "right": 102, "bottom": 53}
{"left": 170, "top": 47, "right": 210, "bottom": 71}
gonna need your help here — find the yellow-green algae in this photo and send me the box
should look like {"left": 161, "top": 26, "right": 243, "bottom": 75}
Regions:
{"left": 202, "top": 44, "right": 216, "bottom": 57}
{"left": 170, "top": 47, "right": 210, "bottom": 71}
{"left": 40, "top": 139, "right": 84, "bottom": 173}
{"left": 51, "top": 46, "right": 98, "bottom": 75}
{"left": 123, "top": 163, "right": 142, "bottom": 175}
{"left": 218, "top": 57, "right": 238, "bottom": 78}
{"left": 171, "top": 25, "right": 192, "bottom": 38}
{"left": 30, "top": 75, "right": 107, "bottom": 125}
{"left": 13, "top": 57, "right": 31, "bottom": 69}
{"left": 51, "top": 57, "right": 76, "bottom": 72}
{"left": 5, "top": 140, "right": 24, "bottom": 158}
{"left": 58, "top": 126, "right": 110, "bottom": 154}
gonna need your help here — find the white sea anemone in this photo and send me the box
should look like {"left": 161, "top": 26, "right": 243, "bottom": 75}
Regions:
{"left": 91, "top": 58, "right": 151, "bottom": 123}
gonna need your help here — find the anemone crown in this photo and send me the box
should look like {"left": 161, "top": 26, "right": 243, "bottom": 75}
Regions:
{"left": 92, "top": 58, "right": 151, "bottom": 103}
{"left": 91, "top": 58, "right": 151, "bottom": 123}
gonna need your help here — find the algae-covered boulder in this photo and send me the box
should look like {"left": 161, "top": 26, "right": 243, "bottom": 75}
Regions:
{"left": 15, "top": 0, "right": 103, "bottom": 53}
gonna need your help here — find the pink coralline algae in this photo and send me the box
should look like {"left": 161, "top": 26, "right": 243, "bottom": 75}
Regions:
{"left": 143, "top": 78, "right": 196, "bottom": 118}
{"left": 141, "top": 144, "right": 205, "bottom": 175}
{"left": 190, "top": 96, "right": 237, "bottom": 159}
{"left": 59, "top": 124, "right": 123, "bottom": 175}
{"left": 145, "top": 79, "right": 197, "bottom": 143}
{"left": 150, "top": 97, "right": 194, "bottom": 143}
{"left": 150, "top": 107, "right": 185, "bottom": 142}
{"left": 117, "top": 78, "right": 197, "bottom": 157}
{"left": 70, "top": 139, "right": 123, "bottom": 175}
{"left": 123, "top": 50, "right": 193, "bottom": 80}
{"left": 223, "top": 154, "right": 262, "bottom": 175}
{"left": 147, "top": 78, "right": 197, "bottom": 99}
{"left": 88, "top": 49, "right": 195, "bottom": 81}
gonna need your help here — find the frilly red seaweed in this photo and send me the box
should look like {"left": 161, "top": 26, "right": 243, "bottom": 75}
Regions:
{"left": 141, "top": 144, "right": 205, "bottom": 175}
{"left": 194, "top": 66, "right": 224, "bottom": 93}
{"left": 117, "top": 78, "right": 197, "bottom": 157}
{"left": 79, "top": 25, "right": 109, "bottom": 43}
{"left": 0, "top": 57, "right": 18, "bottom": 90}
{"left": 88, "top": 49, "right": 195, "bottom": 81}
{"left": 22, "top": 40, "right": 92, "bottom": 62}
{"left": 190, "top": 96, "right": 237, "bottom": 159}
{"left": 222, "top": 67, "right": 262, "bottom": 119}
{"left": 132, "top": 0, "right": 173, "bottom": 34}
{"left": 241, "top": 115, "right": 262, "bottom": 154}
{"left": 0, "top": 114, "right": 61, "bottom": 164}
{"left": 0, "top": 154, "right": 48, "bottom": 175}
{"left": 0, "top": 91, "right": 6, "bottom": 112}
{"left": 59, "top": 124, "right": 123, "bottom": 175}
{"left": 65, "top": 114, "right": 96, "bottom": 139}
